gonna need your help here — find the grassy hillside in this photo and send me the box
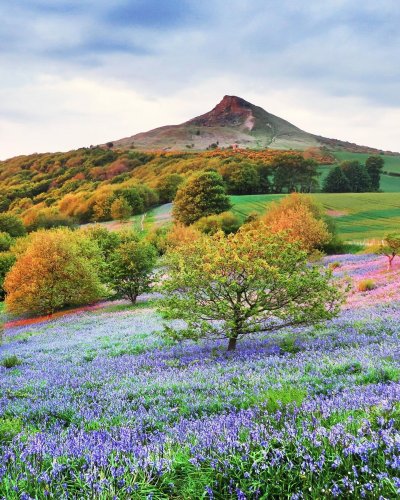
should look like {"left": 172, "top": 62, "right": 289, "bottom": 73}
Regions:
{"left": 231, "top": 193, "right": 400, "bottom": 241}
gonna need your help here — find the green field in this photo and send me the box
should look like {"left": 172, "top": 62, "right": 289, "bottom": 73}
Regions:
{"left": 231, "top": 193, "right": 400, "bottom": 242}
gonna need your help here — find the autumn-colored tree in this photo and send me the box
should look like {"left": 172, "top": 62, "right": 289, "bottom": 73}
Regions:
{"left": 379, "top": 233, "right": 400, "bottom": 270}
{"left": 221, "top": 162, "right": 260, "bottom": 194}
{"left": 258, "top": 194, "right": 330, "bottom": 252}
{"left": 166, "top": 223, "right": 201, "bottom": 250}
{"left": 111, "top": 197, "right": 132, "bottom": 222}
{"left": 156, "top": 174, "right": 184, "bottom": 203}
{"left": 4, "top": 229, "right": 104, "bottom": 315}
{"left": 173, "top": 171, "right": 231, "bottom": 225}
{"left": 106, "top": 240, "right": 157, "bottom": 303}
{"left": 159, "top": 228, "right": 343, "bottom": 351}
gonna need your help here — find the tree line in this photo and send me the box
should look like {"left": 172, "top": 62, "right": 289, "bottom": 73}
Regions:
{"left": 322, "top": 156, "right": 384, "bottom": 193}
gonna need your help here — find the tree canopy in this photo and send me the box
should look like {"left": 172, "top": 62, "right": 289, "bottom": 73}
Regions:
{"left": 173, "top": 170, "right": 231, "bottom": 225}
{"left": 159, "top": 228, "right": 343, "bottom": 351}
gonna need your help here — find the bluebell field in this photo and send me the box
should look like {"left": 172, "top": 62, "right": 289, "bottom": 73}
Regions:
{"left": 1, "top": 254, "right": 400, "bottom": 498}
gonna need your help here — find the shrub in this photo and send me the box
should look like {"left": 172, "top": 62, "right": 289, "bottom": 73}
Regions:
{"left": 0, "top": 252, "right": 16, "bottom": 300}
{"left": 329, "top": 261, "right": 341, "bottom": 270}
{"left": 110, "top": 197, "right": 132, "bottom": 222}
{"left": 0, "top": 232, "right": 13, "bottom": 252}
{"left": 194, "top": 212, "right": 241, "bottom": 235}
{"left": 1, "top": 355, "right": 22, "bottom": 369}
{"left": 4, "top": 228, "right": 105, "bottom": 316}
{"left": 358, "top": 279, "right": 375, "bottom": 292}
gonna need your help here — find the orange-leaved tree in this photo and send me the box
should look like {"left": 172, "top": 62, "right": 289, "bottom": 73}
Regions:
{"left": 257, "top": 193, "right": 330, "bottom": 253}
{"left": 4, "top": 228, "right": 105, "bottom": 316}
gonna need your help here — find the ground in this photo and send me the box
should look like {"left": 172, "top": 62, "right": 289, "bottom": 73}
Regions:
{"left": 2, "top": 255, "right": 400, "bottom": 498}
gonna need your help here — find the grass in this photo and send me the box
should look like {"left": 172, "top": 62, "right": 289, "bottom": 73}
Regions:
{"left": 231, "top": 192, "right": 400, "bottom": 241}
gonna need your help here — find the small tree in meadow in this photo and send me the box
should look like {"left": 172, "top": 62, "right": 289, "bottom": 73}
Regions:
{"left": 107, "top": 240, "right": 157, "bottom": 303}
{"left": 159, "top": 228, "right": 343, "bottom": 351}
{"left": 379, "top": 233, "right": 400, "bottom": 270}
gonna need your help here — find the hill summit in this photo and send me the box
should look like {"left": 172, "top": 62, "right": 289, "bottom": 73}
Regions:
{"left": 108, "top": 95, "right": 392, "bottom": 154}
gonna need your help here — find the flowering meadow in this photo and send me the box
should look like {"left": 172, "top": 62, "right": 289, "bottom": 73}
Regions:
{"left": 2, "top": 255, "right": 400, "bottom": 498}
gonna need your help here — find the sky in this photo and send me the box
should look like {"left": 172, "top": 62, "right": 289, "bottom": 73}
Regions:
{"left": 1, "top": 0, "right": 399, "bottom": 159}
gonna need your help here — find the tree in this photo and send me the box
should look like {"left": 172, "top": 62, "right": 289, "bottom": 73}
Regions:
{"left": 322, "top": 166, "right": 351, "bottom": 193}
{"left": 0, "top": 213, "right": 26, "bottom": 237}
{"left": 379, "top": 233, "right": 400, "bottom": 270}
{"left": 173, "top": 171, "right": 231, "bottom": 225}
{"left": 106, "top": 240, "right": 157, "bottom": 303}
{"left": 366, "top": 156, "right": 384, "bottom": 191}
{"left": 221, "top": 163, "right": 260, "bottom": 194}
{"left": 0, "top": 252, "right": 16, "bottom": 300}
{"left": 159, "top": 229, "right": 343, "bottom": 351}
{"left": 259, "top": 194, "right": 331, "bottom": 253}
{"left": 156, "top": 174, "right": 184, "bottom": 203}
{"left": 4, "top": 229, "right": 104, "bottom": 315}
{"left": 0, "top": 232, "right": 13, "bottom": 252}
{"left": 340, "top": 161, "right": 371, "bottom": 192}
{"left": 111, "top": 197, "right": 132, "bottom": 222}
{"left": 270, "top": 154, "right": 319, "bottom": 193}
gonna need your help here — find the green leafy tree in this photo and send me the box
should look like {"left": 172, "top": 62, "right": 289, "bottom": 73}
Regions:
{"left": 110, "top": 197, "right": 132, "bottom": 222}
{"left": 379, "top": 233, "right": 400, "bottom": 270}
{"left": 0, "top": 252, "right": 16, "bottom": 300}
{"left": 156, "top": 174, "right": 184, "bottom": 203}
{"left": 0, "top": 232, "right": 13, "bottom": 252}
{"left": 0, "top": 214, "right": 26, "bottom": 238}
{"left": 340, "top": 161, "right": 371, "bottom": 192}
{"left": 159, "top": 228, "right": 343, "bottom": 351}
{"left": 366, "top": 155, "right": 384, "bottom": 191}
{"left": 323, "top": 166, "right": 351, "bottom": 193}
{"left": 173, "top": 171, "right": 231, "bottom": 225}
{"left": 107, "top": 240, "right": 157, "bottom": 303}
{"left": 221, "top": 163, "right": 260, "bottom": 194}
{"left": 4, "top": 229, "right": 104, "bottom": 316}
{"left": 271, "top": 155, "right": 319, "bottom": 193}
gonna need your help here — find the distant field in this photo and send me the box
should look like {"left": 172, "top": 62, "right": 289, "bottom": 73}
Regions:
{"left": 317, "top": 152, "right": 400, "bottom": 192}
{"left": 231, "top": 193, "right": 400, "bottom": 241}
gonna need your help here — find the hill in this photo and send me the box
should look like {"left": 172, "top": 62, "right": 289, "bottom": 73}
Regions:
{"left": 108, "top": 95, "right": 398, "bottom": 154}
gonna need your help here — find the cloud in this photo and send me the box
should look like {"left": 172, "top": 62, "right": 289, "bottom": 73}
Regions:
{"left": 0, "top": 0, "right": 399, "bottom": 158}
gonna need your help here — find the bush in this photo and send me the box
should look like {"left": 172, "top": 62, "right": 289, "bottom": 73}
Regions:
{"left": 194, "top": 212, "right": 241, "bottom": 235}
{"left": 4, "top": 228, "right": 105, "bottom": 316}
{"left": 1, "top": 355, "right": 22, "bottom": 369}
{"left": 328, "top": 261, "right": 341, "bottom": 270}
{"left": 358, "top": 279, "right": 375, "bottom": 292}
{"left": 0, "top": 252, "right": 16, "bottom": 300}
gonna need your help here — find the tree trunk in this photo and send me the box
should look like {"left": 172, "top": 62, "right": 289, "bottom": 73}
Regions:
{"left": 227, "top": 336, "right": 237, "bottom": 351}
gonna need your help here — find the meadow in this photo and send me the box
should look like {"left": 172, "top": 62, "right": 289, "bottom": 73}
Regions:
{"left": 231, "top": 193, "right": 400, "bottom": 242}
{"left": 2, "top": 254, "right": 400, "bottom": 498}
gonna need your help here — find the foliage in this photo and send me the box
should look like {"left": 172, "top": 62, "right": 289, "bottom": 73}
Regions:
{"left": 358, "top": 279, "right": 376, "bottom": 292}
{"left": 0, "top": 355, "right": 22, "bottom": 369}
{"left": 106, "top": 240, "right": 157, "bottom": 303}
{"left": 0, "top": 213, "right": 26, "bottom": 237}
{"left": 322, "top": 166, "right": 351, "bottom": 192}
{"left": 4, "top": 228, "right": 104, "bottom": 315}
{"left": 194, "top": 211, "right": 241, "bottom": 235}
{"left": 221, "top": 162, "right": 261, "bottom": 194}
{"left": 258, "top": 193, "right": 331, "bottom": 252}
{"left": 110, "top": 197, "right": 132, "bottom": 221}
{"left": 0, "top": 252, "right": 16, "bottom": 300}
{"left": 0, "top": 232, "right": 13, "bottom": 252}
{"left": 159, "top": 228, "right": 343, "bottom": 350}
{"left": 339, "top": 160, "right": 371, "bottom": 192}
{"left": 173, "top": 170, "right": 231, "bottom": 225}
{"left": 379, "top": 233, "right": 400, "bottom": 269}
{"left": 156, "top": 174, "right": 184, "bottom": 203}
{"left": 366, "top": 155, "right": 385, "bottom": 191}
{"left": 270, "top": 154, "right": 319, "bottom": 193}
